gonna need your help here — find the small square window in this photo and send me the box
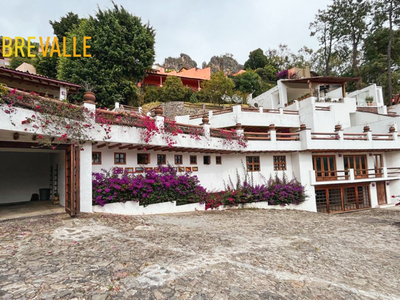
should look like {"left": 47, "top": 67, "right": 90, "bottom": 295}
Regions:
{"left": 216, "top": 156, "right": 222, "bottom": 165}
{"left": 246, "top": 156, "right": 260, "bottom": 172}
{"left": 92, "top": 152, "right": 102, "bottom": 164}
{"left": 157, "top": 154, "right": 166, "bottom": 165}
{"left": 273, "top": 155, "right": 287, "bottom": 171}
{"left": 203, "top": 155, "right": 211, "bottom": 165}
{"left": 175, "top": 155, "right": 183, "bottom": 165}
{"left": 114, "top": 153, "right": 126, "bottom": 164}
{"left": 137, "top": 153, "right": 150, "bottom": 165}
{"left": 190, "top": 155, "right": 197, "bottom": 165}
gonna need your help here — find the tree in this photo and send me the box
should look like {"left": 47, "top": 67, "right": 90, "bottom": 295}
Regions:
{"left": 160, "top": 76, "right": 186, "bottom": 102}
{"left": 255, "top": 65, "right": 278, "bottom": 82}
{"left": 58, "top": 4, "right": 155, "bottom": 108}
{"left": 36, "top": 50, "right": 59, "bottom": 78}
{"left": 232, "top": 70, "right": 263, "bottom": 97}
{"left": 373, "top": 0, "right": 400, "bottom": 102}
{"left": 244, "top": 48, "right": 268, "bottom": 70}
{"left": 310, "top": 6, "right": 340, "bottom": 75}
{"left": 335, "top": 0, "right": 371, "bottom": 77}
{"left": 199, "top": 71, "right": 234, "bottom": 105}
{"left": 50, "top": 12, "right": 82, "bottom": 40}
{"left": 362, "top": 28, "right": 400, "bottom": 102}
{"left": 143, "top": 86, "right": 161, "bottom": 104}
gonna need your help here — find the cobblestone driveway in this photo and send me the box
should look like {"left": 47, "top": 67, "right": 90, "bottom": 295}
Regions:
{"left": 0, "top": 208, "right": 399, "bottom": 299}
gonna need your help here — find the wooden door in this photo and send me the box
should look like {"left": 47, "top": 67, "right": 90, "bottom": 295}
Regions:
{"left": 376, "top": 181, "right": 387, "bottom": 205}
{"left": 313, "top": 156, "right": 337, "bottom": 181}
{"left": 65, "top": 145, "right": 80, "bottom": 216}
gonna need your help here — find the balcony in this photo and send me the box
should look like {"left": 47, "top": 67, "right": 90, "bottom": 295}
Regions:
{"left": 310, "top": 167, "right": 400, "bottom": 186}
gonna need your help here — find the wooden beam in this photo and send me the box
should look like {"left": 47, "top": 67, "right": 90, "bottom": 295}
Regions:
{"left": 97, "top": 143, "right": 107, "bottom": 148}
{"left": 108, "top": 143, "right": 122, "bottom": 149}
{"left": 128, "top": 145, "right": 142, "bottom": 150}
{"left": 13, "top": 132, "right": 19, "bottom": 140}
{"left": 119, "top": 144, "right": 133, "bottom": 150}
{"left": 0, "top": 141, "right": 70, "bottom": 150}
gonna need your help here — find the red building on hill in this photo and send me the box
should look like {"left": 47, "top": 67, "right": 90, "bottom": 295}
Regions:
{"left": 141, "top": 67, "right": 211, "bottom": 90}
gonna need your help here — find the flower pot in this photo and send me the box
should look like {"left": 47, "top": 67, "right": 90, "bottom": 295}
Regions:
{"left": 334, "top": 124, "right": 342, "bottom": 132}
{"left": 269, "top": 124, "right": 276, "bottom": 131}
{"left": 154, "top": 107, "right": 163, "bottom": 116}
{"left": 300, "top": 124, "right": 306, "bottom": 131}
{"left": 201, "top": 115, "right": 209, "bottom": 125}
{"left": 363, "top": 125, "right": 370, "bottom": 132}
{"left": 389, "top": 126, "right": 396, "bottom": 133}
{"left": 83, "top": 91, "right": 96, "bottom": 104}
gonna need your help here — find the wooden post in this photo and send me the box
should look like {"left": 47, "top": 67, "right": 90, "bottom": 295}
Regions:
{"left": 341, "top": 82, "right": 346, "bottom": 98}
{"left": 309, "top": 80, "right": 314, "bottom": 97}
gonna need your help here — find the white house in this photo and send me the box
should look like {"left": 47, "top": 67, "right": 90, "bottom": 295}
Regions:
{"left": 1, "top": 74, "right": 400, "bottom": 217}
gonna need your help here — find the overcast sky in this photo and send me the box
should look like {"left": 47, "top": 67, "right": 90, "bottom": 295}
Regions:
{"left": 0, "top": 0, "right": 333, "bottom": 65}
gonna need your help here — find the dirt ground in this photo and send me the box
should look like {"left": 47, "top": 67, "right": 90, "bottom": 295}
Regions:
{"left": 0, "top": 208, "right": 400, "bottom": 299}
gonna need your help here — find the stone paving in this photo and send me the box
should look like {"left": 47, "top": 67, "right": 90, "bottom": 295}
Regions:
{"left": 0, "top": 208, "right": 400, "bottom": 299}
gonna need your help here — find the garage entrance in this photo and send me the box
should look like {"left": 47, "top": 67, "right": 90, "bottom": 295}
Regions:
{"left": 315, "top": 183, "right": 371, "bottom": 213}
{"left": 0, "top": 142, "right": 80, "bottom": 220}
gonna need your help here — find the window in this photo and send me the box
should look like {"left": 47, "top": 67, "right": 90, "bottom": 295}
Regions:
{"left": 344, "top": 155, "right": 368, "bottom": 179}
{"left": 203, "top": 155, "right": 211, "bottom": 165}
{"left": 92, "top": 152, "right": 102, "bottom": 164}
{"left": 246, "top": 156, "right": 260, "bottom": 172}
{"left": 190, "top": 155, "right": 197, "bottom": 165}
{"left": 313, "top": 155, "right": 336, "bottom": 181}
{"left": 174, "top": 155, "right": 183, "bottom": 165}
{"left": 137, "top": 153, "right": 150, "bottom": 165}
{"left": 157, "top": 154, "right": 166, "bottom": 165}
{"left": 273, "top": 156, "right": 286, "bottom": 171}
{"left": 114, "top": 153, "right": 126, "bottom": 164}
{"left": 216, "top": 156, "right": 222, "bottom": 165}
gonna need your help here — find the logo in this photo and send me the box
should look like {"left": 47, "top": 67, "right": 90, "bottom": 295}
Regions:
{"left": 2, "top": 37, "right": 91, "bottom": 58}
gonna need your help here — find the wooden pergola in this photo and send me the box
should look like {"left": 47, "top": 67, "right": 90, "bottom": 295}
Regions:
{"left": 284, "top": 76, "right": 360, "bottom": 98}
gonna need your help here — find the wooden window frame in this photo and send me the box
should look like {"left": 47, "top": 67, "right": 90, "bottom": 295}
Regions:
{"left": 157, "top": 154, "right": 166, "bottom": 165}
{"left": 246, "top": 156, "right": 260, "bottom": 172}
{"left": 273, "top": 155, "right": 286, "bottom": 171}
{"left": 216, "top": 156, "right": 222, "bottom": 165}
{"left": 203, "top": 155, "right": 211, "bottom": 165}
{"left": 174, "top": 155, "right": 183, "bottom": 165}
{"left": 313, "top": 155, "right": 337, "bottom": 181}
{"left": 114, "top": 152, "right": 126, "bottom": 165}
{"left": 92, "top": 152, "right": 102, "bottom": 165}
{"left": 343, "top": 154, "right": 368, "bottom": 179}
{"left": 137, "top": 153, "right": 150, "bottom": 165}
{"left": 190, "top": 155, "right": 197, "bottom": 165}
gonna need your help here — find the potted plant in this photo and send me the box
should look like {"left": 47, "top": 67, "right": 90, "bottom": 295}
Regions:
{"left": 326, "top": 97, "right": 332, "bottom": 102}
{"left": 83, "top": 82, "right": 96, "bottom": 103}
{"left": 365, "top": 96, "right": 374, "bottom": 106}
{"left": 53, "top": 192, "right": 60, "bottom": 205}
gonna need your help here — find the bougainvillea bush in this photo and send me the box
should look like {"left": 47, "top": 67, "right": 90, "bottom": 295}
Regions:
{"left": 205, "top": 174, "right": 306, "bottom": 210}
{"left": 92, "top": 166, "right": 207, "bottom": 207}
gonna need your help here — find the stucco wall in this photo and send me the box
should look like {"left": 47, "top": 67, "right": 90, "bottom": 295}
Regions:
{"left": 92, "top": 148, "right": 296, "bottom": 193}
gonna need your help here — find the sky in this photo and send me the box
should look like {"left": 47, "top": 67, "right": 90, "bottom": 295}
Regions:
{"left": 0, "top": 0, "right": 333, "bottom": 66}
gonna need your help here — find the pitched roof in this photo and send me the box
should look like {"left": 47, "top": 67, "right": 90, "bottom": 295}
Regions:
{"left": 148, "top": 67, "right": 211, "bottom": 80}
{"left": 0, "top": 66, "right": 81, "bottom": 89}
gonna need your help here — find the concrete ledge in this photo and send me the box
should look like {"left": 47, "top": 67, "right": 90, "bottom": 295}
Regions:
{"left": 93, "top": 200, "right": 308, "bottom": 216}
